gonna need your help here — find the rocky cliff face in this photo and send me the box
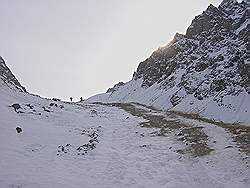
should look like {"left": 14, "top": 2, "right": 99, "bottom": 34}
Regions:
{"left": 134, "top": 0, "right": 249, "bottom": 99}
{"left": 0, "top": 56, "right": 26, "bottom": 92}
{"left": 87, "top": 0, "right": 250, "bottom": 124}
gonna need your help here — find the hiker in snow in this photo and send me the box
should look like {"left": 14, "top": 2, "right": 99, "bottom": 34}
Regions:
{"left": 70, "top": 97, "right": 73, "bottom": 102}
{"left": 80, "top": 97, "right": 83, "bottom": 102}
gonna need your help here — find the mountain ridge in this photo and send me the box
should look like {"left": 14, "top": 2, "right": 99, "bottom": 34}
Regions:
{"left": 87, "top": 0, "right": 250, "bottom": 124}
{"left": 0, "top": 56, "right": 26, "bottom": 92}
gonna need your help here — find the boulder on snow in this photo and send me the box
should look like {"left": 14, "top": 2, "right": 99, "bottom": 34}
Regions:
{"left": 49, "top": 103, "right": 58, "bottom": 107}
{"left": 52, "top": 98, "right": 61, "bottom": 102}
{"left": 10, "top": 103, "right": 21, "bottom": 112}
{"left": 42, "top": 106, "right": 50, "bottom": 112}
{"left": 16, "top": 127, "right": 22, "bottom": 133}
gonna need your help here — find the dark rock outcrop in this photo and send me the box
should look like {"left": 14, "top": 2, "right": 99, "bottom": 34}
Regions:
{"left": 0, "top": 57, "right": 26, "bottom": 92}
{"left": 16, "top": 127, "right": 22, "bottom": 133}
{"left": 107, "top": 82, "right": 125, "bottom": 93}
{"left": 10, "top": 103, "right": 21, "bottom": 112}
{"left": 131, "top": 0, "right": 249, "bottom": 101}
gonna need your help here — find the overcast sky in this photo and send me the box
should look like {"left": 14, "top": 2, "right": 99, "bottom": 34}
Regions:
{"left": 0, "top": 0, "right": 224, "bottom": 101}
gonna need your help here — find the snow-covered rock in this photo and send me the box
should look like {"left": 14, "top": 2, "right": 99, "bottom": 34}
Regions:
{"left": 0, "top": 56, "right": 26, "bottom": 92}
{"left": 87, "top": 0, "right": 250, "bottom": 125}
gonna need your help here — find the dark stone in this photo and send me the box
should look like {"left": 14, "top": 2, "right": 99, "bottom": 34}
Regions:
{"left": 42, "top": 106, "right": 50, "bottom": 112}
{"left": 177, "top": 132, "right": 183, "bottom": 136}
{"left": 195, "top": 62, "right": 208, "bottom": 72}
{"left": 90, "top": 110, "right": 97, "bottom": 115}
{"left": 26, "top": 104, "right": 34, "bottom": 109}
{"left": 52, "top": 98, "right": 61, "bottom": 102}
{"left": 211, "top": 79, "right": 227, "bottom": 92}
{"left": 170, "top": 94, "right": 182, "bottom": 106}
{"left": 10, "top": 103, "right": 21, "bottom": 112}
{"left": 16, "top": 127, "right": 22, "bottom": 133}
{"left": 197, "top": 95, "right": 204, "bottom": 100}
{"left": 49, "top": 103, "right": 58, "bottom": 107}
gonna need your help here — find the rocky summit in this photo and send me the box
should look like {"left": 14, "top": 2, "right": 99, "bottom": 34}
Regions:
{"left": 0, "top": 56, "right": 26, "bottom": 92}
{"left": 88, "top": 0, "right": 250, "bottom": 124}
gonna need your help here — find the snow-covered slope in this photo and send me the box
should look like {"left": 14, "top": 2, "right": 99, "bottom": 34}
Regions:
{"left": 0, "top": 55, "right": 249, "bottom": 187}
{"left": 87, "top": 0, "right": 250, "bottom": 125}
{"left": 0, "top": 1, "right": 249, "bottom": 187}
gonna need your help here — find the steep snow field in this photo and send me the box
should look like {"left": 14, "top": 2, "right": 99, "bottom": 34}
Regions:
{"left": 0, "top": 81, "right": 249, "bottom": 188}
{"left": 87, "top": 78, "right": 250, "bottom": 125}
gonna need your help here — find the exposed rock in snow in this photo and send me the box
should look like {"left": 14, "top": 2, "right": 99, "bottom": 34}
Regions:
{"left": 0, "top": 56, "right": 26, "bottom": 92}
{"left": 0, "top": 76, "right": 249, "bottom": 187}
{"left": 0, "top": 1, "right": 249, "bottom": 187}
{"left": 87, "top": 0, "right": 250, "bottom": 125}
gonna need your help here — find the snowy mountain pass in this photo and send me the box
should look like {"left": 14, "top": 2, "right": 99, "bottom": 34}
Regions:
{"left": 0, "top": 84, "right": 249, "bottom": 188}
{"left": 0, "top": 1, "right": 249, "bottom": 187}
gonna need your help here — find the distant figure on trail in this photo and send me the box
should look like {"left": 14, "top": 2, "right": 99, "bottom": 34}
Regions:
{"left": 80, "top": 97, "right": 83, "bottom": 102}
{"left": 70, "top": 97, "right": 73, "bottom": 102}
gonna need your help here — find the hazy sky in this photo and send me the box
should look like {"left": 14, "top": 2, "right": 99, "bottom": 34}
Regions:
{"left": 0, "top": 0, "right": 224, "bottom": 101}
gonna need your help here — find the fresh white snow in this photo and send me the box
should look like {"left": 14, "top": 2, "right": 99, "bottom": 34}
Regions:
{"left": 0, "top": 81, "right": 249, "bottom": 188}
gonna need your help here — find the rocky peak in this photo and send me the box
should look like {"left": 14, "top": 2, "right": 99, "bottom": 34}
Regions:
{"left": 0, "top": 56, "right": 26, "bottom": 92}
{"left": 206, "top": 4, "right": 220, "bottom": 13}
{"left": 219, "top": 0, "right": 247, "bottom": 18}
{"left": 219, "top": 0, "right": 238, "bottom": 10}
{"left": 88, "top": 0, "right": 250, "bottom": 125}
{"left": 131, "top": 0, "right": 249, "bottom": 100}
{"left": 186, "top": 3, "right": 232, "bottom": 39}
